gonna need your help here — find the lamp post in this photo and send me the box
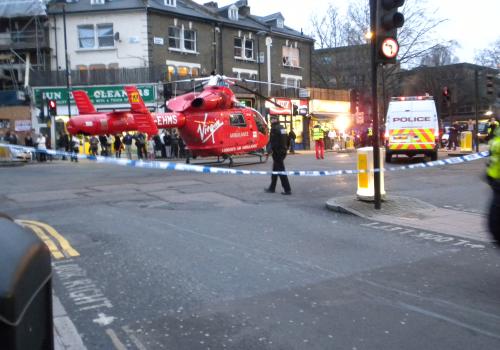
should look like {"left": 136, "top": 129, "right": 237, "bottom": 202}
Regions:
{"left": 256, "top": 31, "right": 266, "bottom": 114}
{"left": 53, "top": 0, "right": 71, "bottom": 119}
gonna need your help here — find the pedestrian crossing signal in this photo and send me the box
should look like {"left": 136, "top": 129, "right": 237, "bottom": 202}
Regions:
{"left": 48, "top": 99, "right": 57, "bottom": 117}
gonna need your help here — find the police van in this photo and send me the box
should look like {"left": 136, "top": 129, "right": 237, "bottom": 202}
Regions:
{"left": 385, "top": 96, "right": 439, "bottom": 163}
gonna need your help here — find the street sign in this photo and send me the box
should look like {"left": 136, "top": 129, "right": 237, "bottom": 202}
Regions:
{"left": 381, "top": 37, "right": 399, "bottom": 59}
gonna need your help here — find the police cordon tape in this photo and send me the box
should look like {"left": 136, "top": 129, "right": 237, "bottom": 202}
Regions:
{"left": 0, "top": 143, "right": 490, "bottom": 177}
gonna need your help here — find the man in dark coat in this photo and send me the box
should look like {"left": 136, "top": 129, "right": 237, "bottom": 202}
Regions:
{"left": 265, "top": 116, "right": 292, "bottom": 195}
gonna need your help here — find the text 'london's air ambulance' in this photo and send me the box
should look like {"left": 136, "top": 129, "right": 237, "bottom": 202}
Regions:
{"left": 384, "top": 96, "right": 439, "bottom": 163}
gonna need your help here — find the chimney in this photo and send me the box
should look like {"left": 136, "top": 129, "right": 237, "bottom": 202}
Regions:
{"left": 203, "top": 1, "right": 218, "bottom": 8}
{"left": 238, "top": 5, "right": 250, "bottom": 17}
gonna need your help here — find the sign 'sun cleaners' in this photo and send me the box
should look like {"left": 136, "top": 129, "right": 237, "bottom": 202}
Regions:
{"left": 1, "top": 144, "right": 489, "bottom": 177}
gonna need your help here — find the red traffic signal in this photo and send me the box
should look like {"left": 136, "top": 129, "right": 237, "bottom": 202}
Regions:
{"left": 48, "top": 99, "right": 57, "bottom": 116}
{"left": 442, "top": 86, "right": 450, "bottom": 101}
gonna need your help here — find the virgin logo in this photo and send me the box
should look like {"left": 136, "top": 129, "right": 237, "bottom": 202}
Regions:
{"left": 197, "top": 113, "right": 224, "bottom": 144}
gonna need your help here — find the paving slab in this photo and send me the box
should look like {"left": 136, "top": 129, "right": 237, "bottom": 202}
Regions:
{"left": 326, "top": 195, "right": 491, "bottom": 243}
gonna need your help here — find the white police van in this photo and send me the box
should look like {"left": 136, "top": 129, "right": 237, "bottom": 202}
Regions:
{"left": 385, "top": 96, "right": 439, "bottom": 163}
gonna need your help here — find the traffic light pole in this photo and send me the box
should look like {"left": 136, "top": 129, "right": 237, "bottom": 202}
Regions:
{"left": 474, "top": 69, "right": 479, "bottom": 153}
{"left": 370, "top": 0, "right": 382, "bottom": 210}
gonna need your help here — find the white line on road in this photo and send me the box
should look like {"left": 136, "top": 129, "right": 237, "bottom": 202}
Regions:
{"left": 105, "top": 329, "right": 128, "bottom": 350}
{"left": 123, "top": 325, "right": 149, "bottom": 350}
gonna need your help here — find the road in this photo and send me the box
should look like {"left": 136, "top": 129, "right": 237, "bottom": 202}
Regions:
{"left": 1, "top": 150, "right": 499, "bottom": 350}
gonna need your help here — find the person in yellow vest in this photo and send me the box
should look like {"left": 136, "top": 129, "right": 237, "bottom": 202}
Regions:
{"left": 486, "top": 127, "right": 500, "bottom": 245}
{"left": 487, "top": 117, "right": 499, "bottom": 141}
{"left": 312, "top": 124, "right": 326, "bottom": 159}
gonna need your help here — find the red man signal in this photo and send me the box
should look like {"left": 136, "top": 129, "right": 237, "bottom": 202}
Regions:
{"left": 48, "top": 99, "right": 57, "bottom": 117}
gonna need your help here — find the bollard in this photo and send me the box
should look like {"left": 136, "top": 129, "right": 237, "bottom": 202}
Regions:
{"left": 356, "top": 147, "right": 386, "bottom": 201}
{"left": 460, "top": 131, "right": 473, "bottom": 152}
{"left": 0, "top": 216, "right": 54, "bottom": 350}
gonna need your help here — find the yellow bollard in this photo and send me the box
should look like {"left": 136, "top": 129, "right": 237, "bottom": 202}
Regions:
{"left": 356, "top": 147, "right": 386, "bottom": 201}
{"left": 460, "top": 131, "right": 472, "bottom": 153}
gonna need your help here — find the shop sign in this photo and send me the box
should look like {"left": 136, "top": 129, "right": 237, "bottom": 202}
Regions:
{"left": 310, "top": 99, "right": 350, "bottom": 114}
{"left": 33, "top": 84, "right": 157, "bottom": 106}
{"left": 15, "top": 120, "right": 32, "bottom": 131}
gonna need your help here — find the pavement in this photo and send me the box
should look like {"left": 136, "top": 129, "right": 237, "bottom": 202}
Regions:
{"left": 326, "top": 195, "right": 492, "bottom": 243}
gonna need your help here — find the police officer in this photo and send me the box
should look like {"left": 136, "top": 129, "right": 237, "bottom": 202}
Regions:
{"left": 265, "top": 116, "right": 292, "bottom": 195}
{"left": 486, "top": 127, "right": 500, "bottom": 245}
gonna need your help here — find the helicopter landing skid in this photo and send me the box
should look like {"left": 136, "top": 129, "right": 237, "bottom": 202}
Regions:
{"left": 184, "top": 152, "right": 267, "bottom": 167}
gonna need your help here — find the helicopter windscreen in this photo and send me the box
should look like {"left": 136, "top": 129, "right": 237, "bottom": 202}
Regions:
{"left": 251, "top": 109, "right": 268, "bottom": 135}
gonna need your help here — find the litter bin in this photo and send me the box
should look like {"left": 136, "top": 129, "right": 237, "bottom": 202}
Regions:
{"left": 0, "top": 216, "right": 53, "bottom": 350}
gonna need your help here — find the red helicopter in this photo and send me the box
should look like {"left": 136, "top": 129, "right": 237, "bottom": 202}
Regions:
{"left": 67, "top": 76, "right": 271, "bottom": 165}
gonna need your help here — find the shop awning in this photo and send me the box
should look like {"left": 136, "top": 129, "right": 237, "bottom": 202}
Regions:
{"left": 268, "top": 106, "right": 291, "bottom": 115}
{"left": 310, "top": 113, "right": 344, "bottom": 120}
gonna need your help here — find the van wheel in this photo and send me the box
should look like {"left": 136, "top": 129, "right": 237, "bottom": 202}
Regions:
{"left": 430, "top": 152, "right": 438, "bottom": 161}
{"left": 385, "top": 152, "right": 392, "bottom": 163}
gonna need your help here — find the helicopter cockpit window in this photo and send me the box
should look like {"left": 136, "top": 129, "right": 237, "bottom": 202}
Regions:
{"left": 230, "top": 113, "right": 247, "bottom": 127}
{"left": 252, "top": 111, "right": 267, "bottom": 134}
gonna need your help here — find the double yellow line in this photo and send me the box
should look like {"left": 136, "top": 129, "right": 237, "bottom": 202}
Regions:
{"left": 15, "top": 220, "right": 80, "bottom": 260}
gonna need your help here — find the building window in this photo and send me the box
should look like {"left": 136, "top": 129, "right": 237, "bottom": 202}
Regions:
{"left": 168, "top": 26, "right": 197, "bottom": 52}
{"left": 229, "top": 5, "right": 238, "bottom": 21}
{"left": 276, "top": 18, "right": 284, "bottom": 28}
{"left": 78, "top": 25, "right": 95, "bottom": 49}
{"left": 234, "top": 37, "right": 254, "bottom": 60}
{"left": 282, "top": 46, "right": 300, "bottom": 67}
{"left": 281, "top": 74, "right": 302, "bottom": 89}
{"left": 168, "top": 27, "right": 181, "bottom": 49}
{"left": 166, "top": 60, "right": 201, "bottom": 80}
{"left": 91, "top": 0, "right": 105, "bottom": 5}
{"left": 97, "top": 24, "right": 114, "bottom": 48}
{"left": 78, "top": 24, "right": 114, "bottom": 49}
{"left": 184, "top": 29, "right": 196, "bottom": 51}
{"left": 164, "top": 0, "right": 176, "bottom": 7}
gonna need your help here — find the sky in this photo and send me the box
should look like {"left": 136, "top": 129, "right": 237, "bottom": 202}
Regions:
{"left": 194, "top": 0, "right": 500, "bottom": 64}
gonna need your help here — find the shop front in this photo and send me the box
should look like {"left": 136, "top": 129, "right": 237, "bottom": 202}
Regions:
{"left": 309, "top": 99, "right": 352, "bottom": 150}
{"left": 265, "top": 98, "right": 309, "bottom": 149}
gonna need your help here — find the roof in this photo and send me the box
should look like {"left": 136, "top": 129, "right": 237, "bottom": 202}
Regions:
{"left": 0, "top": 0, "right": 47, "bottom": 18}
{"left": 46, "top": 0, "right": 313, "bottom": 42}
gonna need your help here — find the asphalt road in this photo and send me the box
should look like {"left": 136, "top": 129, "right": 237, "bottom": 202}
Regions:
{"left": 1, "top": 150, "right": 499, "bottom": 350}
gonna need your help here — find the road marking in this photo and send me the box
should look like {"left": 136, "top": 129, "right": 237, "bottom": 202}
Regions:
{"left": 18, "top": 222, "right": 65, "bottom": 259}
{"left": 105, "top": 329, "right": 127, "bottom": 350}
{"left": 361, "top": 221, "right": 486, "bottom": 250}
{"left": 16, "top": 219, "right": 80, "bottom": 258}
{"left": 53, "top": 294, "right": 87, "bottom": 350}
{"left": 122, "top": 326, "right": 148, "bottom": 350}
{"left": 93, "top": 313, "right": 116, "bottom": 326}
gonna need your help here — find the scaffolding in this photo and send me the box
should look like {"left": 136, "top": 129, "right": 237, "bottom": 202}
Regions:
{"left": 0, "top": 0, "right": 48, "bottom": 89}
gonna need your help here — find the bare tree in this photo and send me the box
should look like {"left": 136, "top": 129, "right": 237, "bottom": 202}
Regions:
{"left": 419, "top": 41, "right": 460, "bottom": 67}
{"left": 310, "top": 4, "right": 345, "bottom": 49}
{"left": 474, "top": 37, "right": 500, "bottom": 69}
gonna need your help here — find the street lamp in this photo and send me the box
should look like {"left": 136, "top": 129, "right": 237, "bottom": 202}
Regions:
{"left": 52, "top": 0, "right": 71, "bottom": 119}
{"left": 256, "top": 30, "right": 266, "bottom": 114}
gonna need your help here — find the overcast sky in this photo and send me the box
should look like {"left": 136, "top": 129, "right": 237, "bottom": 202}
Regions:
{"left": 195, "top": 0, "right": 500, "bottom": 64}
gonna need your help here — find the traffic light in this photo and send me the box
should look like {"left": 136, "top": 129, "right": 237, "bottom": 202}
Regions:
{"left": 486, "top": 74, "right": 494, "bottom": 95}
{"left": 376, "top": 0, "right": 405, "bottom": 64}
{"left": 442, "top": 86, "right": 451, "bottom": 101}
{"left": 48, "top": 99, "right": 57, "bottom": 117}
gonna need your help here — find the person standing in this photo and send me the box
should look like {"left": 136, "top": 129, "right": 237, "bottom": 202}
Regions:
{"left": 488, "top": 117, "right": 499, "bottom": 141}
{"left": 448, "top": 123, "right": 459, "bottom": 150}
{"left": 265, "top": 116, "right": 292, "bottom": 195}
{"left": 114, "top": 134, "right": 123, "bottom": 158}
{"left": 123, "top": 132, "right": 133, "bottom": 159}
{"left": 36, "top": 133, "right": 47, "bottom": 162}
{"left": 70, "top": 135, "right": 80, "bottom": 162}
{"left": 89, "top": 135, "right": 99, "bottom": 156}
{"left": 163, "top": 130, "right": 172, "bottom": 159}
{"left": 312, "top": 124, "right": 325, "bottom": 159}
{"left": 288, "top": 128, "right": 296, "bottom": 154}
{"left": 57, "top": 131, "right": 69, "bottom": 160}
{"left": 486, "top": 127, "right": 500, "bottom": 245}
{"left": 98, "top": 135, "right": 108, "bottom": 156}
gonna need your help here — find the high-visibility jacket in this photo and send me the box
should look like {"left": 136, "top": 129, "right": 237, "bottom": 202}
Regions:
{"left": 487, "top": 128, "right": 500, "bottom": 181}
{"left": 312, "top": 126, "right": 325, "bottom": 141}
{"left": 367, "top": 127, "right": 373, "bottom": 136}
